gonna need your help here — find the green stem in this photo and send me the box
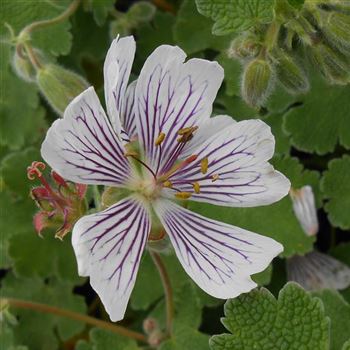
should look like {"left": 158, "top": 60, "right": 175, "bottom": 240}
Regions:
{"left": 93, "top": 185, "right": 102, "bottom": 211}
{"left": 264, "top": 21, "right": 281, "bottom": 51}
{"left": 20, "top": 0, "right": 80, "bottom": 37}
{"left": 150, "top": 251, "right": 174, "bottom": 336}
{"left": 2, "top": 298, "right": 147, "bottom": 343}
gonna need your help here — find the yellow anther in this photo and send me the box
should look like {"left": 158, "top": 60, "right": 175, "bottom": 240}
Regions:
{"left": 175, "top": 192, "right": 192, "bottom": 200}
{"left": 155, "top": 132, "right": 165, "bottom": 146}
{"left": 178, "top": 127, "right": 193, "bottom": 135}
{"left": 163, "top": 180, "right": 173, "bottom": 188}
{"left": 201, "top": 157, "right": 208, "bottom": 174}
{"left": 193, "top": 182, "right": 200, "bottom": 194}
{"left": 211, "top": 174, "right": 219, "bottom": 182}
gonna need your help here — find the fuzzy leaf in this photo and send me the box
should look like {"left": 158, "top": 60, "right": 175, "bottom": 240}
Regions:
{"left": 195, "top": 0, "right": 274, "bottom": 35}
{"left": 210, "top": 282, "right": 329, "bottom": 350}
{"left": 321, "top": 155, "right": 350, "bottom": 230}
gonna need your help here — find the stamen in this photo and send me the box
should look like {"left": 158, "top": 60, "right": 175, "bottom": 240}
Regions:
{"left": 201, "top": 158, "right": 208, "bottom": 174}
{"left": 193, "top": 182, "right": 200, "bottom": 194}
{"left": 155, "top": 132, "right": 165, "bottom": 146}
{"left": 27, "top": 161, "right": 46, "bottom": 180}
{"left": 211, "top": 174, "right": 219, "bottom": 182}
{"left": 126, "top": 154, "right": 157, "bottom": 180}
{"left": 159, "top": 154, "right": 198, "bottom": 181}
{"left": 163, "top": 180, "right": 173, "bottom": 188}
{"left": 175, "top": 192, "right": 192, "bottom": 200}
{"left": 51, "top": 171, "right": 68, "bottom": 188}
{"left": 177, "top": 126, "right": 198, "bottom": 143}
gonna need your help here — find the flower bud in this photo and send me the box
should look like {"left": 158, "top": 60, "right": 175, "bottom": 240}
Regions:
{"left": 143, "top": 318, "right": 158, "bottom": 335}
{"left": 228, "top": 32, "right": 261, "bottom": 60}
{"left": 241, "top": 58, "right": 275, "bottom": 107}
{"left": 12, "top": 48, "right": 45, "bottom": 83}
{"left": 290, "top": 186, "right": 318, "bottom": 236}
{"left": 127, "top": 1, "right": 156, "bottom": 23}
{"left": 269, "top": 49, "right": 309, "bottom": 94}
{"left": 308, "top": 42, "right": 350, "bottom": 84}
{"left": 320, "top": 11, "right": 350, "bottom": 53}
{"left": 36, "top": 64, "right": 89, "bottom": 115}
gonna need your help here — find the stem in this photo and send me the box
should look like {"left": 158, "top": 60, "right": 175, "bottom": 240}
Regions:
{"left": 150, "top": 251, "right": 174, "bottom": 336}
{"left": 93, "top": 185, "right": 102, "bottom": 211}
{"left": 20, "top": 0, "right": 80, "bottom": 36}
{"left": 264, "top": 21, "right": 281, "bottom": 51}
{"left": 3, "top": 298, "right": 147, "bottom": 343}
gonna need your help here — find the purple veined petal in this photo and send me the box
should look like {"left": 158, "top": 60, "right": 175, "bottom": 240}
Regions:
{"left": 121, "top": 80, "right": 137, "bottom": 141}
{"left": 287, "top": 251, "right": 350, "bottom": 291}
{"left": 134, "top": 45, "right": 224, "bottom": 172}
{"left": 180, "top": 114, "right": 236, "bottom": 159}
{"left": 41, "top": 87, "right": 132, "bottom": 186}
{"left": 104, "top": 36, "right": 136, "bottom": 138}
{"left": 154, "top": 199, "right": 283, "bottom": 299}
{"left": 290, "top": 186, "right": 318, "bottom": 236}
{"left": 72, "top": 196, "right": 150, "bottom": 322}
{"left": 167, "top": 119, "right": 290, "bottom": 207}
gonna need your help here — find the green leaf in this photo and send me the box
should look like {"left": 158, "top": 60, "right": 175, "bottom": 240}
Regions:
{"left": 283, "top": 75, "right": 350, "bottom": 154}
{"left": 0, "top": 324, "right": 28, "bottom": 350}
{"left": 263, "top": 112, "right": 291, "bottom": 155}
{"left": 216, "top": 54, "right": 242, "bottom": 96}
{"left": 134, "top": 11, "right": 175, "bottom": 71}
{"left": 159, "top": 326, "right": 210, "bottom": 350}
{"left": 87, "top": 0, "right": 115, "bottom": 26}
{"left": 195, "top": 0, "right": 274, "bottom": 35}
{"left": 75, "top": 328, "right": 139, "bottom": 350}
{"left": 0, "top": 68, "right": 46, "bottom": 150}
{"left": 174, "top": 0, "right": 232, "bottom": 54}
{"left": 312, "top": 289, "right": 350, "bottom": 350}
{"left": 0, "top": 0, "right": 73, "bottom": 56}
{"left": 2, "top": 273, "right": 87, "bottom": 350}
{"left": 210, "top": 282, "right": 330, "bottom": 350}
{"left": 190, "top": 156, "right": 319, "bottom": 257}
{"left": 9, "top": 231, "right": 83, "bottom": 284}
{"left": 1, "top": 147, "right": 40, "bottom": 198}
{"left": 0, "top": 191, "right": 36, "bottom": 268}
{"left": 321, "top": 155, "right": 350, "bottom": 229}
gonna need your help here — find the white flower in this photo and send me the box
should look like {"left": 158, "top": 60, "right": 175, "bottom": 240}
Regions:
{"left": 41, "top": 36, "right": 290, "bottom": 321}
{"left": 290, "top": 186, "right": 318, "bottom": 236}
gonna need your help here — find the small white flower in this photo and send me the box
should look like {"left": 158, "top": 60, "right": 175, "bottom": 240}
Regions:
{"left": 41, "top": 36, "right": 290, "bottom": 321}
{"left": 290, "top": 186, "right": 318, "bottom": 236}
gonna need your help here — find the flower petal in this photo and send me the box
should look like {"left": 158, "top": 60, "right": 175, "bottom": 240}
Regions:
{"left": 180, "top": 114, "right": 236, "bottom": 158}
{"left": 120, "top": 80, "right": 137, "bottom": 141}
{"left": 154, "top": 199, "right": 283, "bottom": 299}
{"left": 167, "top": 119, "right": 290, "bottom": 207}
{"left": 104, "top": 36, "right": 136, "bottom": 137}
{"left": 134, "top": 45, "right": 224, "bottom": 171}
{"left": 41, "top": 87, "right": 131, "bottom": 186}
{"left": 72, "top": 197, "right": 150, "bottom": 321}
{"left": 287, "top": 251, "right": 350, "bottom": 291}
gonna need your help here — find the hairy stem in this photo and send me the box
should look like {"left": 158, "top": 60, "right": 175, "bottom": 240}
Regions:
{"left": 2, "top": 298, "right": 147, "bottom": 343}
{"left": 20, "top": 0, "right": 81, "bottom": 36}
{"left": 150, "top": 251, "right": 174, "bottom": 335}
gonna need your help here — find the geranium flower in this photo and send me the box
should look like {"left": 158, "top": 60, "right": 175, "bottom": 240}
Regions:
{"left": 41, "top": 36, "right": 290, "bottom": 321}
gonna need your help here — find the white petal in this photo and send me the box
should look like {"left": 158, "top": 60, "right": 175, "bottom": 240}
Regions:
{"left": 181, "top": 114, "right": 236, "bottom": 158}
{"left": 121, "top": 80, "right": 137, "bottom": 141}
{"left": 167, "top": 119, "right": 290, "bottom": 207}
{"left": 41, "top": 87, "right": 131, "bottom": 186}
{"left": 290, "top": 186, "right": 319, "bottom": 236}
{"left": 104, "top": 36, "right": 136, "bottom": 137}
{"left": 287, "top": 251, "right": 350, "bottom": 291}
{"left": 72, "top": 197, "right": 150, "bottom": 321}
{"left": 154, "top": 199, "right": 283, "bottom": 299}
{"left": 134, "top": 45, "right": 224, "bottom": 172}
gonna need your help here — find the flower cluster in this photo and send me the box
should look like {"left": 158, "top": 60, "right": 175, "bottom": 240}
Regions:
{"left": 40, "top": 36, "right": 290, "bottom": 321}
{"left": 28, "top": 161, "right": 87, "bottom": 240}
